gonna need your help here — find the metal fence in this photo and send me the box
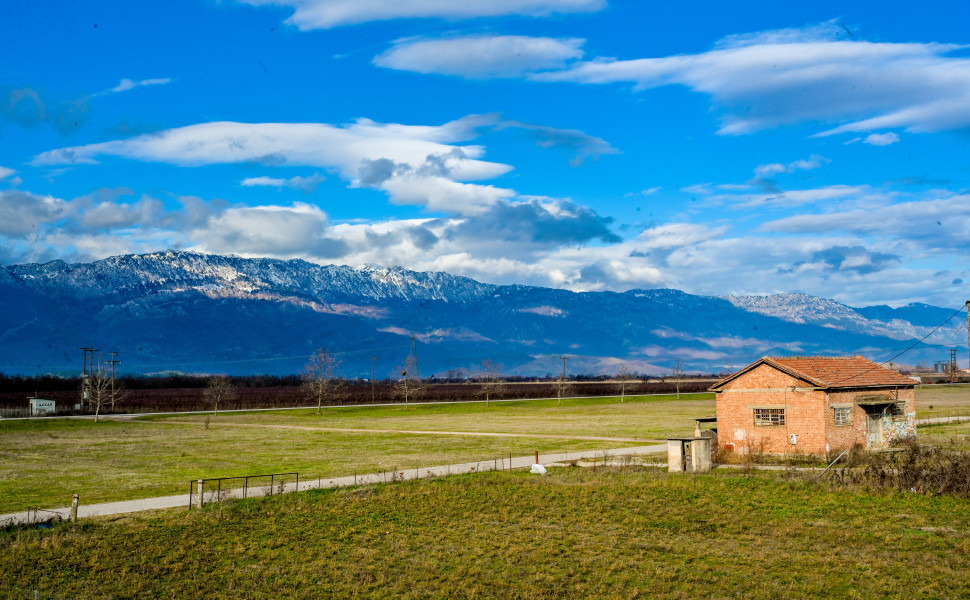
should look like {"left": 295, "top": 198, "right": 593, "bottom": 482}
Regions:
{"left": 188, "top": 472, "right": 298, "bottom": 509}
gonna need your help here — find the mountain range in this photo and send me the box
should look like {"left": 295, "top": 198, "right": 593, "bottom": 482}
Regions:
{"left": 0, "top": 251, "right": 963, "bottom": 377}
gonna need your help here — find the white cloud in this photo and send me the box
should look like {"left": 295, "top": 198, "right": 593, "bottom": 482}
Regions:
{"left": 191, "top": 203, "right": 346, "bottom": 257}
{"left": 753, "top": 154, "right": 829, "bottom": 178}
{"left": 241, "top": 173, "right": 326, "bottom": 192}
{"left": 96, "top": 78, "right": 172, "bottom": 97}
{"left": 33, "top": 114, "right": 619, "bottom": 216}
{"left": 533, "top": 21, "right": 970, "bottom": 136}
{"left": 864, "top": 132, "right": 900, "bottom": 146}
{"left": 375, "top": 35, "right": 585, "bottom": 78}
{"left": 0, "top": 190, "right": 67, "bottom": 236}
{"left": 238, "top": 0, "right": 605, "bottom": 30}
{"left": 0, "top": 166, "right": 15, "bottom": 181}
{"left": 33, "top": 116, "right": 514, "bottom": 216}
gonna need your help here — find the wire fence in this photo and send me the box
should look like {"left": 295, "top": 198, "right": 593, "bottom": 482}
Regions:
{"left": 188, "top": 472, "right": 299, "bottom": 509}
{"left": 184, "top": 449, "right": 646, "bottom": 510}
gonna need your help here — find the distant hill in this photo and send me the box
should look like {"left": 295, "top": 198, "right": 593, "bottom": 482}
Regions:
{"left": 0, "top": 251, "right": 962, "bottom": 376}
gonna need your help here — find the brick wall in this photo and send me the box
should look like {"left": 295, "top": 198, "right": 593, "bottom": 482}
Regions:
{"left": 715, "top": 364, "right": 916, "bottom": 455}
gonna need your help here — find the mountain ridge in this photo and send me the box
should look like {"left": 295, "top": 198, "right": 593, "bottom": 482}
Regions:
{"left": 0, "top": 251, "right": 962, "bottom": 376}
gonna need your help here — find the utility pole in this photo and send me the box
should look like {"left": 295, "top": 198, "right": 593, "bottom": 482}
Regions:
{"left": 370, "top": 356, "right": 376, "bottom": 403}
{"left": 409, "top": 335, "right": 421, "bottom": 383}
{"left": 108, "top": 351, "right": 122, "bottom": 410}
{"left": 78, "top": 347, "right": 96, "bottom": 410}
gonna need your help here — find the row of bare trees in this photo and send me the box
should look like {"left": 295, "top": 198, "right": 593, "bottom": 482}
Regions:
{"left": 149, "top": 351, "right": 687, "bottom": 418}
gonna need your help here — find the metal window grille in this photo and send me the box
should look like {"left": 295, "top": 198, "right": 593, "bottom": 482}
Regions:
{"left": 834, "top": 406, "right": 851, "bottom": 426}
{"left": 753, "top": 408, "right": 785, "bottom": 427}
{"left": 887, "top": 403, "right": 906, "bottom": 421}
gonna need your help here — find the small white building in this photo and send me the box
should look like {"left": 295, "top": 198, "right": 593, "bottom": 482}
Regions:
{"left": 28, "top": 398, "right": 56, "bottom": 416}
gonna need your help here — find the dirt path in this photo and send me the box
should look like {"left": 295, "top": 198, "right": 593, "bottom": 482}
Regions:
{"left": 127, "top": 418, "right": 661, "bottom": 443}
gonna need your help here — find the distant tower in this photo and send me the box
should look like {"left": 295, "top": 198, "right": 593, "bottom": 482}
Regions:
{"left": 409, "top": 335, "right": 421, "bottom": 382}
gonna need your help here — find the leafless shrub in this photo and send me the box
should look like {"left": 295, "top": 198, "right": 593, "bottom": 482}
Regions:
{"left": 833, "top": 442, "right": 970, "bottom": 498}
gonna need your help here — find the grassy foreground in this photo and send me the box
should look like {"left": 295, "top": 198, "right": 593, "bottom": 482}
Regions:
{"left": 3, "top": 467, "right": 969, "bottom": 599}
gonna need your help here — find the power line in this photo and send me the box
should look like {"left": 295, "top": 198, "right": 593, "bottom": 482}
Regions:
{"left": 829, "top": 303, "right": 967, "bottom": 386}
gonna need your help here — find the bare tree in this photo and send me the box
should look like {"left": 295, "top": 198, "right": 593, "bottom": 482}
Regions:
{"left": 476, "top": 359, "right": 506, "bottom": 407}
{"left": 303, "top": 348, "right": 342, "bottom": 414}
{"left": 204, "top": 376, "right": 236, "bottom": 416}
{"left": 615, "top": 362, "right": 633, "bottom": 403}
{"left": 88, "top": 362, "right": 112, "bottom": 423}
{"left": 554, "top": 374, "right": 571, "bottom": 406}
{"left": 396, "top": 354, "right": 421, "bottom": 408}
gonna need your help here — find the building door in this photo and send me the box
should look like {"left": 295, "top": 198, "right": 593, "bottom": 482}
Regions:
{"left": 864, "top": 406, "right": 883, "bottom": 447}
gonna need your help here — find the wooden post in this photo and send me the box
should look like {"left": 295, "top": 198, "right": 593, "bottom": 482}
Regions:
{"left": 70, "top": 494, "right": 79, "bottom": 522}
{"left": 535, "top": 451, "right": 539, "bottom": 464}
{"left": 196, "top": 479, "right": 204, "bottom": 509}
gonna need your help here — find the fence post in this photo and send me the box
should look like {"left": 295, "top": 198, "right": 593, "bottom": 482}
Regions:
{"left": 70, "top": 494, "right": 79, "bottom": 522}
{"left": 196, "top": 480, "right": 204, "bottom": 509}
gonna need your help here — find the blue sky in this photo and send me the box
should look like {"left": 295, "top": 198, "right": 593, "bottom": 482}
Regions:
{"left": 3, "top": 0, "right": 970, "bottom": 308}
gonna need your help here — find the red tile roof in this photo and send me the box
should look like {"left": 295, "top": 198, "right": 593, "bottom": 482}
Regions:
{"left": 712, "top": 355, "right": 917, "bottom": 390}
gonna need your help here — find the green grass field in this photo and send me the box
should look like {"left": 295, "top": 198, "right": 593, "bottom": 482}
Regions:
{"left": 4, "top": 386, "right": 970, "bottom": 516}
{"left": 149, "top": 392, "right": 718, "bottom": 439}
{"left": 3, "top": 467, "right": 969, "bottom": 599}
{"left": 0, "top": 394, "right": 712, "bottom": 514}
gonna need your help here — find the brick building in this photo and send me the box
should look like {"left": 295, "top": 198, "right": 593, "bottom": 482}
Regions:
{"left": 711, "top": 356, "right": 917, "bottom": 455}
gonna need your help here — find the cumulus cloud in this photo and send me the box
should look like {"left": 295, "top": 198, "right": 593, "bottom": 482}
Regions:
{"left": 787, "top": 245, "right": 900, "bottom": 276}
{"left": 864, "top": 132, "right": 900, "bottom": 146}
{"left": 237, "top": 0, "right": 605, "bottom": 30}
{"left": 375, "top": 35, "right": 585, "bottom": 78}
{"left": 191, "top": 202, "right": 348, "bottom": 258}
{"left": 533, "top": 21, "right": 970, "bottom": 137}
{"left": 444, "top": 198, "right": 619, "bottom": 249}
{"left": 0, "top": 190, "right": 67, "bottom": 236}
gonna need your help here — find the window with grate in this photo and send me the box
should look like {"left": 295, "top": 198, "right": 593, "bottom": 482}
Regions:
{"left": 834, "top": 406, "right": 851, "bottom": 426}
{"left": 887, "top": 403, "right": 906, "bottom": 422}
{"left": 753, "top": 408, "right": 785, "bottom": 426}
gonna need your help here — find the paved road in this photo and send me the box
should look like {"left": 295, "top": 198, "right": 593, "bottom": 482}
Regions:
{"left": 0, "top": 444, "right": 667, "bottom": 527}
{"left": 916, "top": 415, "right": 970, "bottom": 425}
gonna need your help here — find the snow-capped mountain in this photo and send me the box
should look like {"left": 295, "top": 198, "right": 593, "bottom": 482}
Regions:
{"left": 723, "top": 293, "right": 964, "bottom": 346}
{"left": 0, "top": 252, "right": 961, "bottom": 376}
